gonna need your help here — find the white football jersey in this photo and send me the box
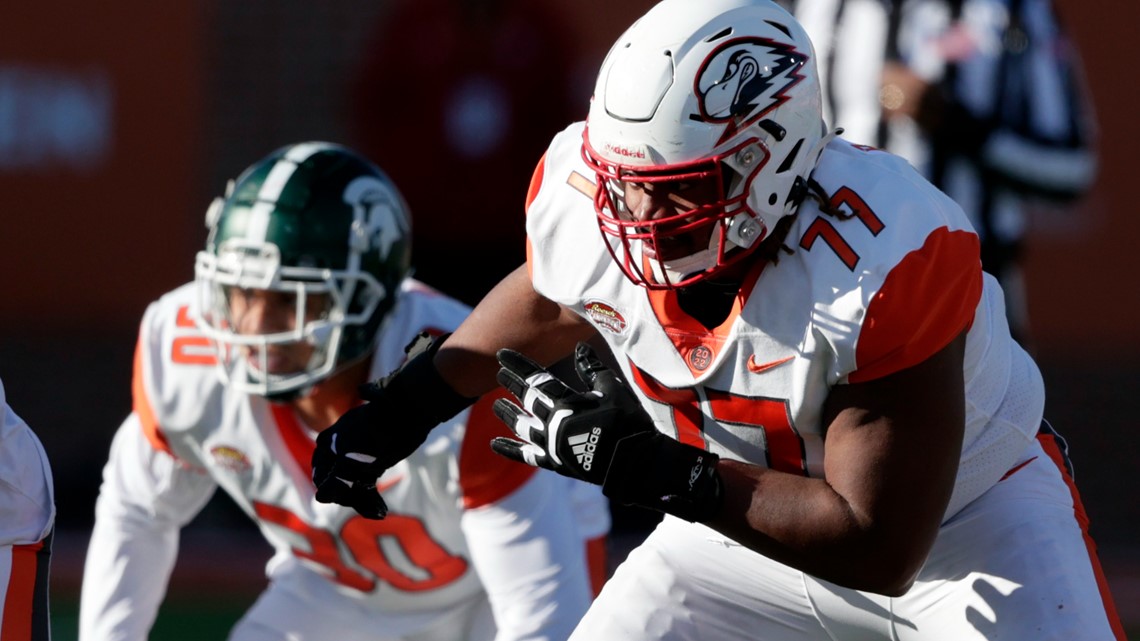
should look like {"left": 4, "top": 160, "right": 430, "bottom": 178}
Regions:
{"left": 81, "top": 278, "right": 605, "bottom": 641}
{"left": 527, "top": 122, "right": 1044, "bottom": 522}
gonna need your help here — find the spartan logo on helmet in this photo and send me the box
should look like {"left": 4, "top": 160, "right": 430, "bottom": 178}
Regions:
{"left": 695, "top": 37, "right": 807, "bottom": 144}
{"left": 344, "top": 175, "right": 410, "bottom": 261}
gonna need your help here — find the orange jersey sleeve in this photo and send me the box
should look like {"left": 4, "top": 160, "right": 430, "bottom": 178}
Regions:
{"left": 131, "top": 331, "right": 176, "bottom": 458}
{"left": 524, "top": 152, "right": 547, "bottom": 279}
{"left": 849, "top": 227, "right": 982, "bottom": 383}
{"left": 458, "top": 389, "right": 537, "bottom": 509}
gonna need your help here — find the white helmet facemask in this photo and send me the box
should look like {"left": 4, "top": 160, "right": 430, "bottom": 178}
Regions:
{"left": 194, "top": 238, "right": 385, "bottom": 397}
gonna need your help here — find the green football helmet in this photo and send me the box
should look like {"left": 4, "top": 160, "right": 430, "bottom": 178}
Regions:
{"left": 194, "top": 142, "right": 412, "bottom": 397}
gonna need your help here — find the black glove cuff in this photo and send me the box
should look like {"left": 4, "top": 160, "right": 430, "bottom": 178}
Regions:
{"left": 381, "top": 332, "right": 478, "bottom": 426}
{"left": 602, "top": 432, "right": 724, "bottom": 523}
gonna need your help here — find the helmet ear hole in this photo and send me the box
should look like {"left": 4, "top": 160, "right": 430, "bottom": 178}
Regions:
{"left": 758, "top": 119, "right": 786, "bottom": 141}
{"left": 776, "top": 139, "right": 805, "bottom": 174}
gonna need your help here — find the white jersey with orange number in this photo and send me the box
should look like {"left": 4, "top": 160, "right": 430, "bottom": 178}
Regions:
{"left": 524, "top": 123, "right": 1124, "bottom": 640}
{"left": 526, "top": 121, "right": 1043, "bottom": 523}
{"left": 80, "top": 278, "right": 605, "bottom": 641}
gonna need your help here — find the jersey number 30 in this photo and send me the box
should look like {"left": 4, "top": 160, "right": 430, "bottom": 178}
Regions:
{"left": 254, "top": 501, "right": 469, "bottom": 593}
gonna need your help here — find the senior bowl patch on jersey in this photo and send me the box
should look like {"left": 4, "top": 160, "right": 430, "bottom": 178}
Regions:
{"left": 210, "top": 445, "right": 252, "bottom": 473}
{"left": 585, "top": 300, "right": 627, "bottom": 335}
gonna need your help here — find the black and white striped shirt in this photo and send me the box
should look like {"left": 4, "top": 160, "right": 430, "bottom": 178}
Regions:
{"left": 788, "top": 0, "right": 1096, "bottom": 257}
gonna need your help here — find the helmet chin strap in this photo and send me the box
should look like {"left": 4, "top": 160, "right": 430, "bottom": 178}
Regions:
{"left": 653, "top": 247, "right": 719, "bottom": 286}
{"left": 269, "top": 343, "right": 374, "bottom": 403}
{"left": 654, "top": 214, "right": 753, "bottom": 286}
{"left": 264, "top": 384, "right": 309, "bottom": 403}
{"left": 793, "top": 128, "right": 842, "bottom": 206}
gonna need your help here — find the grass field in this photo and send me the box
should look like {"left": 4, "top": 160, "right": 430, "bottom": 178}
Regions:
{"left": 50, "top": 594, "right": 253, "bottom": 641}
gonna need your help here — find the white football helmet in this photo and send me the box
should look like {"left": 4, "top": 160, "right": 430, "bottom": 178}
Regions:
{"left": 583, "top": 0, "right": 834, "bottom": 289}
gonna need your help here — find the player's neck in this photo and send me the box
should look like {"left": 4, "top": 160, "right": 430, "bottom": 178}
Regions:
{"left": 677, "top": 277, "right": 741, "bottom": 329}
{"left": 291, "top": 355, "right": 373, "bottom": 432}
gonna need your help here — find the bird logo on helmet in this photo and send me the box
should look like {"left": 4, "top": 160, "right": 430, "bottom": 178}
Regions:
{"left": 695, "top": 37, "right": 807, "bottom": 146}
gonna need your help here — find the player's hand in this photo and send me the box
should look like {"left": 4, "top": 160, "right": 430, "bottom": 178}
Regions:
{"left": 311, "top": 386, "right": 429, "bottom": 519}
{"left": 312, "top": 332, "right": 475, "bottom": 520}
{"left": 491, "top": 343, "right": 724, "bottom": 522}
{"left": 490, "top": 342, "right": 655, "bottom": 485}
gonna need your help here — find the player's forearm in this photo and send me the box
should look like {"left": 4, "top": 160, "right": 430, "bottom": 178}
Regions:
{"left": 439, "top": 264, "right": 593, "bottom": 398}
{"left": 81, "top": 423, "right": 210, "bottom": 639}
{"left": 79, "top": 514, "right": 179, "bottom": 640}
{"left": 704, "top": 459, "right": 930, "bottom": 596}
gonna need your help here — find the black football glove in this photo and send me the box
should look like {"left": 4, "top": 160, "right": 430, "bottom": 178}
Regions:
{"left": 312, "top": 332, "right": 476, "bottom": 519}
{"left": 491, "top": 343, "right": 723, "bottom": 522}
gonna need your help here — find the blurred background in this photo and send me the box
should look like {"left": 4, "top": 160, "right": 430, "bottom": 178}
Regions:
{"left": 1, "top": 0, "right": 1136, "bottom": 636}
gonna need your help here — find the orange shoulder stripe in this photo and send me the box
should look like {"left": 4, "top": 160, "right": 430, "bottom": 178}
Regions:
{"left": 525, "top": 152, "right": 547, "bottom": 215}
{"left": 850, "top": 227, "right": 981, "bottom": 383}
{"left": 270, "top": 404, "right": 315, "bottom": 480}
{"left": 524, "top": 153, "right": 547, "bottom": 279}
{"left": 132, "top": 331, "right": 175, "bottom": 457}
{"left": 459, "top": 389, "right": 536, "bottom": 509}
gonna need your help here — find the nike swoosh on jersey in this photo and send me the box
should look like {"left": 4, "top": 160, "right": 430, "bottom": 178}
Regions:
{"left": 746, "top": 355, "right": 794, "bottom": 374}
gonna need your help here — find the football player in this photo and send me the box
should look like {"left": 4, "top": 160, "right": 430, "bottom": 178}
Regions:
{"left": 0, "top": 376, "right": 54, "bottom": 641}
{"left": 311, "top": 1, "right": 1124, "bottom": 639}
{"left": 79, "top": 142, "right": 609, "bottom": 641}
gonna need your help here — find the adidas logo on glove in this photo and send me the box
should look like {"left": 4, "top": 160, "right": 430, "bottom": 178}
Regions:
{"left": 569, "top": 427, "right": 602, "bottom": 471}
